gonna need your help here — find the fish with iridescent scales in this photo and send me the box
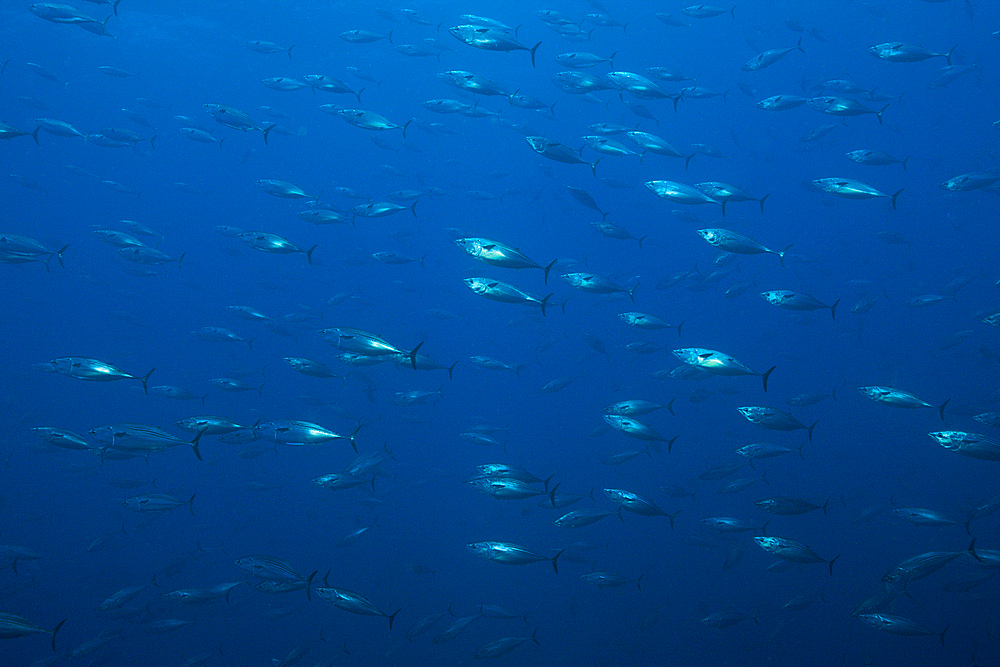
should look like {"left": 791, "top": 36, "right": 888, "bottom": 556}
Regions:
{"left": 846, "top": 150, "right": 909, "bottom": 170}
{"left": 696, "top": 229, "right": 790, "bottom": 264}
{"left": 123, "top": 493, "right": 196, "bottom": 515}
{"left": 605, "top": 489, "right": 680, "bottom": 526}
{"left": 646, "top": 180, "right": 726, "bottom": 213}
{"left": 619, "top": 312, "right": 683, "bottom": 335}
{"left": 760, "top": 290, "right": 840, "bottom": 319}
{"left": 526, "top": 136, "right": 602, "bottom": 175}
{"left": 238, "top": 232, "right": 316, "bottom": 264}
{"left": 253, "top": 420, "right": 360, "bottom": 451}
{"left": 204, "top": 104, "right": 274, "bottom": 143}
{"left": 603, "top": 399, "right": 671, "bottom": 417}
{"left": 738, "top": 406, "right": 817, "bottom": 441}
{"left": 603, "top": 415, "right": 676, "bottom": 452}
{"left": 315, "top": 587, "right": 399, "bottom": 629}
{"left": 754, "top": 537, "right": 840, "bottom": 575}
{"left": 464, "top": 278, "right": 553, "bottom": 314}
{"left": 811, "top": 178, "right": 902, "bottom": 209}
{"left": 561, "top": 273, "right": 637, "bottom": 302}
{"left": 0, "top": 612, "right": 66, "bottom": 651}
{"left": 448, "top": 25, "right": 541, "bottom": 66}
{"left": 858, "top": 387, "right": 949, "bottom": 420}
{"left": 857, "top": 614, "right": 948, "bottom": 645}
{"left": 48, "top": 357, "right": 154, "bottom": 393}
{"left": 673, "top": 348, "right": 775, "bottom": 391}
{"left": 467, "top": 541, "right": 562, "bottom": 572}
{"left": 807, "top": 97, "right": 889, "bottom": 124}
{"left": 892, "top": 507, "right": 959, "bottom": 527}
{"left": 554, "top": 508, "right": 621, "bottom": 528}
{"left": 755, "top": 497, "right": 828, "bottom": 516}
{"left": 868, "top": 42, "right": 956, "bottom": 64}
{"left": 454, "top": 238, "right": 555, "bottom": 283}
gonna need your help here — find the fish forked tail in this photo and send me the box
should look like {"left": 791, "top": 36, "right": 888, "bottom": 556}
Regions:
{"left": 760, "top": 365, "right": 776, "bottom": 392}
{"left": 529, "top": 41, "right": 542, "bottom": 68}
{"left": 777, "top": 244, "right": 793, "bottom": 267}
{"left": 139, "top": 368, "right": 155, "bottom": 394}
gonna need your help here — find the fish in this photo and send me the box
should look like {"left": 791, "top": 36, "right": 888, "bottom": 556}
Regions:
{"left": 756, "top": 94, "right": 808, "bottom": 111}
{"left": 204, "top": 104, "right": 274, "bottom": 143}
{"left": 646, "top": 181, "right": 727, "bottom": 213}
{"left": 868, "top": 42, "right": 956, "bottom": 64}
{"left": 238, "top": 232, "right": 316, "bottom": 263}
{"left": 738, "top": 406, "right": 818, "bottom": 441}
{"left": 526, "top": 137, "right": 601, "bottom": 175}
{"left": 581, "top": 572, "right": 642, "bottom": 590}
{"left": 0, "top": 613, "right": 66, "bottom": 651}
{"left": 807, "top": 96, "right": 889, "bottom": 125}
{"left": 246, "top": 40, "right": 294, "bottom": 57}
{"left": 929, "top": 431, "right": 1000, "bottom": 460}
{"left": 448, "top": 25, "right": 542, "bottom": 66}
{"left": 696, "top": 229, "right": 790, "bottom": 264}
{"left": 673, "top": 348, "right": 775, "bottom": 391}
{"left": 554, "top": 508, "right": 621, "bottom": 528}
{"left": 122, "top": 493, "right": 196, "bottom": 515}
{"left": 335, "top": 109, "right": 411, "bottom": 137}
{"left": 858, "top": 387, "right": 949, "bottom": 420}
{"left": 314, "top": 588, "right": 398, "bottom": 629}
{"left": 48, "top": 357, "right": 154, "bottom": 393}
{"left": 857, "top": 614, "right": 948, "bottom": 645}
{"left": 845, "top": 150, "right": 909, "bottom": 170}
{"left": 760, "top": 290, "right": 840, "bottom": 319}
{"left": 683, "top": 5, "right": 736, "bottom": 19}
{"left": 755, "top": 497, "right": 828, "bottom": 516}
{"left": 464, "top": 278, "right": 553, "bottom": 315}
{"left": 467, "top": 541, "right": 562, "bottom": 573}
{"left": 812, "top": 177, "right": 902, "bottom": 208}
{"left": 605, "top": 488, "right": 680, "bottom": 525}
{"left": 561, "top": 273, "right": 637, "bottom": 302}
{"left": 743, "top": 38, "right": 805, "bottom": 71}
{"left": 754, "top": 537, "right": 840, "bottom": 574}
{"left": 454, "top": 238, "right": 554, "bottom": 283}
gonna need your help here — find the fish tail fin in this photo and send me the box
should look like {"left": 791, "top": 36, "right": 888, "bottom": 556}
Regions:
{"left": 540, "top": 293, "right": 552, "bottom": 317}
{"left": 822, "top": 497, "right": 829, "bottom": 517}
{"left": 876, "top": 104, "right": 889, "bottom": 125}
{"left": 827, "top": 554, "right": 841, "bottom": 576}
{"left": 149, "top": 134, "right": 157, "bottom": 150}
{"left": 965, "top": 516, "right": 972, "bottom": 536}
{"left": 591, "top": 157, "right": 603, "bottom": 177}
{"left": 191, "top": 428, "right": 206, "bottom": 461}
{"left": 720, "top": 195, "right": 730, "bottom": 217}
{"left": 758, "top": 193, "right": 770, "bottom": 213}
{"left": 31, "top": 125, "right": 41, "bottom": 145}
{"left": 551, "top": 549, "right": 563, "bottom": 574}
{"left": 807, "top": 420, "right": 818, "bottom": 442}
{"left": 730, "top": 4, "right": 736, "bottom": 18}
{"left": 305, "top": 570, "right": 316, "bottom": 600}
{"left": 760, "top": 470, "right": 768, "bottom": 485}
{"left": 408, "top": 197, "right": 418, "bottom": 216}
{"left": 348, "top": 422, "right": 362, "bottom": 453}
{"left": 256, "top": 382, "right": 265, "bottom": 398}
{"left": 55, "top": 243, "right": 69, "bottom": 268}
{"left": 187, "top": 493, "right": 197, "bottom": 515}
{"left": 262, "top": 124, "right": 275, "bottom": 144}
{"left": 889, "top": 188, "right": 903, "bottom": 210}
{"left": 667, "top": 397, "right": 676, "bottom": 415}
{"left": 387, "top": 608, "right": 400, "bottom": 630}
{"left": 139, "top": 368, "right": 154, "bottom": 394}
{"left": 830, "top": 299, "right": 840, "bottom": 320}
{"left": 447, "top": 360, "right": 457, "bottom": 380}
{"left": 401, "top": 119, "right": 412, "bottom": 140}
{"left": 675, "top": 320, "right": 684, "bottom": 337}
{"left": 529, "top": 42, "right": 542, "bottom": 68}
{"left": 50, "top": 619, "right": 66, "bottom": 652}
{"left": 387, "top": 30, "right": 394, "bottom": 45}
{"left": 667, "top": 509, "right": 681, "bottom": 529}
{"left": 543, "top": 259, "right": 556, "bottom": 285}
{"left": 628, "top": 283, "right": 638, "bottom": 303}
{"left": 287, "top": 44, "right": 294, "bottom": 59}
{"left": 778, "top": 244, "right": 793, "bottom": 267}
{"left": 608, "top": 50, "right": 617, "bottom": 68}
{"left": 684, "top": 153, "right": 695, "bottom": 169}
{"left": 218, "top": 136, "right": 225, "bottom": 150}
{"left": 938, "top": 399, "right": 950, "bottom": 421}
{"left": 761, "top": 520, "right": 770, "bottom": 536}
{"left": 638, "top": 234, "right": 647, "bottom": 250}
{"left": 901, "top": 156, "right": 909, "bottom": 172}
{"left": 667, "top": 435, "right": 678, "bottom": 454}
{"left": 939, "top": 625, "right": 949, "bottom": 647}
{"left": 946, "top": 45, "right": 957, "bottom": 65}
{"left": 177, "top": 252, "right": 186, "bottom": 270}
{"left": 761, "top": 365, "right": 776, "bottom": 392}
{"left": 305, "top": 244, "right": 317, "bottom": 265}
{"left": 355, "top": 87, "right": 364, "bottom": 103}
{"left": 798, "top": 442, "right": 807, "bottom": 460}
{"left": 796, "top": 36, "right": 804, "bottom": 52}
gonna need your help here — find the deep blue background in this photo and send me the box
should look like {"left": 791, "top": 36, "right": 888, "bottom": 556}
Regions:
{"left": 2, "top": 0, "right": 999, "bottom": 665}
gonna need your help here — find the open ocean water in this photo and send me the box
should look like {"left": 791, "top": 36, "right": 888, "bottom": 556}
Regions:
{"left": 2, "top": 0, "right": 1000, "bottom": 665}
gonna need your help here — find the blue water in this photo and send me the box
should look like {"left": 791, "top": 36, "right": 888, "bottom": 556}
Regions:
{"left": 3, "top": 1, "right": 999, "bottom": 665}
